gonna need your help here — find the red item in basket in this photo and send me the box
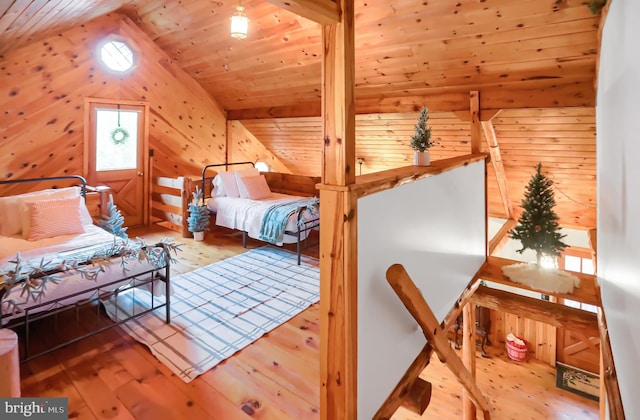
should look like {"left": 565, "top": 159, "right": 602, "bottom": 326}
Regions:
{"left": 506, "top": 333, "right": 527, "bottom": 361}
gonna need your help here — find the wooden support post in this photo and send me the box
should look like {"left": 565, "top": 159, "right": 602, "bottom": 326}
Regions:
{"left": 462, "top": 303, "right": 477, "bottom": 419}
{"left": 0, "top": 329, "right": 20, "bottom": 397}
{"left": 320, "top": 1, "right": 357, "bottom": 419}
{"left": 472, "top": 285, "right": 598, "bottom": 337}
{"left": 386, "top": 264, "right": 491, "bottom": 418}
{"left": 374, "top": 343, "right": 434, "bottom": 419}
{"left": 470, "top": 91, "right": 482, "bottom": 154}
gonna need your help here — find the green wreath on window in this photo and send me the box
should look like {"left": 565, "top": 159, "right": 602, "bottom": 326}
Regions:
{"left": 111, "top": 127, "right": 130, "bottom": 145}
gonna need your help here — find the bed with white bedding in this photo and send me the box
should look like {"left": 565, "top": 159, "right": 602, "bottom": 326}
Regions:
{"left": 201, "top": 162, "right": 320, "bottom": 264}
{"left": 0, "top": 176, "right": 175, "bottom": 361}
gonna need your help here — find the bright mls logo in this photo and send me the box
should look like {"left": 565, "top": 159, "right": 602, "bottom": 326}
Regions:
{"left": 1, "top": 398, "right": 67, "bottom": 419}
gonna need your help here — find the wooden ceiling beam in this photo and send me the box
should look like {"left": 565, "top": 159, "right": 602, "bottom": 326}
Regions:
{"left": 471, "top": 285, "right": 598, "bottom": 336}
{"left": 227, "top": 82, "right": 595, "bottom": 119}
{"left": 264, "top": 0, "right": 340, "bottom": 25}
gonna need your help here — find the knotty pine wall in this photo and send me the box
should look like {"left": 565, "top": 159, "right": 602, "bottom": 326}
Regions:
{"left": 0, "top": 13, "right": 226, "bottom": 187}
{"left": 489, "top": 310, "right": 557, "bottom": 365}
{"left": 495, "top": 108, "right": 596, "bottom": 228}
{"left": 241, "top": 107, "right": 596, "bottom": 227}
{"left": 227, "top": 121, "right": 292, "bottom": 174}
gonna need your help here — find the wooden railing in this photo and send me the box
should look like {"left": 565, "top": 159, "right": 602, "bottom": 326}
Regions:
{"left": 377, "top": 263, "right": 491, "bottom": 419}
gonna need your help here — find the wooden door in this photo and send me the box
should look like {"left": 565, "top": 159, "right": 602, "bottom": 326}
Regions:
{"left": 556, "top": 248, "right": 600, "bottom": 374}
{"left": 86, "top": 100, "right": 149, "bottom": 227}
{"left": 557, "top": 325, "right": 600, "bottom": 374}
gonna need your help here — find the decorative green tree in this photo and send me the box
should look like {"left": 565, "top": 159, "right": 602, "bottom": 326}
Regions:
{"left": 187, "top": 186, "right": 210, "bottom": 235}
{"left": 99, "top": 195, "right": 128, "bottom": 239}
{"left": 410, "top": 106, "right": 434, "bottom": 152}
{"left": 510, "top": 163, "right": 567, "bottom": 266}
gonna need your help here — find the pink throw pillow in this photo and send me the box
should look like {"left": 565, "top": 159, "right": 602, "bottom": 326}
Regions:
{"left": 24, "top": 196, "right": 86, "bottom": 241}
{"left": 240, "top": 175, "right": 272, "bottom": 200}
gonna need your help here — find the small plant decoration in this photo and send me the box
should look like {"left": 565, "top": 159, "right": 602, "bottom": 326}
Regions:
{"left": 187, "top": 186, "right": 210, "bottom": 236}
{"left": 587, "top": 0, "right": 606, "bottom": 15}
{"left": 99, "top": 194, "right": 128, "bottom": 239}
{"left": 410, "top": 106, "right": 434, "bottom": 152}
{"left": 501, "top": 163, "right": 578, "bottom": 294}
{"left": 510, "top": 162, "right": 568, "bottom": 265}
{"left": 110, "top": 127, "right": 130, "bottom": 145}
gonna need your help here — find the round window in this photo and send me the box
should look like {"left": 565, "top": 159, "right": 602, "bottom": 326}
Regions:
{"left": 99, "top": 40, "right": 135, "bottom": 72}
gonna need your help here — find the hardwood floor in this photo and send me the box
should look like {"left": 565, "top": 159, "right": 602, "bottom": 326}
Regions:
{"left": 17, "top": 224, "right": 599, "bottom": 419}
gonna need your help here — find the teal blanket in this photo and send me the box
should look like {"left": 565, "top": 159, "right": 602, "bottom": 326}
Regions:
{"left": 259, "top": 197, "right": 319, "bottom": 243}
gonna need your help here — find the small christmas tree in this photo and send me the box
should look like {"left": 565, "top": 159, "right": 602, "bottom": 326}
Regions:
{"left": 410, "top": 106, "right": 434, "bottom": 152}
{"left": 99, "top": 194, "right": 128, "bottom": 239}
{"left": 187, "top": 186, "right": 210, "bottom": 235}
{"left": 510, "top": 163, "right": 567, "bottom": 265}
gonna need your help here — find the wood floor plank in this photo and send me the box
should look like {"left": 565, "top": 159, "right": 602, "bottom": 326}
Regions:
{"left": 202, "top": 358, "right": 320, "bottom": 419}
{"left": 235, "top": 334, "right": 320, "bottom": 406}
{"left": 16, "top": 224, "right": 599, "bottom": 419}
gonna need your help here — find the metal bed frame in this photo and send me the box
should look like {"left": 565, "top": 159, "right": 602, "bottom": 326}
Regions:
{"left": 0, "top": 176, "right": 172, "bottom": 362}
{"left": 200, "top": 162, "right": 320, "bottom": 265}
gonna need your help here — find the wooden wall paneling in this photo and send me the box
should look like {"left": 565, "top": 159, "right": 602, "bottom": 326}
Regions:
{"left": 0, "top": 13, "right": 228, "bottom": 192}
{"left": 227, "top": 120, "right": 293, "bottom": 173}
{"left": 0, "top": 0, "right": 599, "bottom": 117}
{"left": 241, "top": 118, "right": 323, "bottom": 176}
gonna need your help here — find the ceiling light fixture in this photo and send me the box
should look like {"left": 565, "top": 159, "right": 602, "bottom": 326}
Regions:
{"left": 230, "top": 2, "right": 249, "bottom": 39}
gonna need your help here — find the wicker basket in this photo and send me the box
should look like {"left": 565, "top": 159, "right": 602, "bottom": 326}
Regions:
{"left": 506, "top": 335, "right": 527, "bottom": 361}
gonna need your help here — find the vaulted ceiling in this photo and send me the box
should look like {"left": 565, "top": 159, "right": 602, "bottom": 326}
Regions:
{"left": 0, "top": 0, "right": 600, "bottom": 229}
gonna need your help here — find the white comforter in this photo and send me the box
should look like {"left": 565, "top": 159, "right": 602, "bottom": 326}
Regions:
{"left": 0, "top": 224, "right": 119, "bottom": 266}
{"left": 207, "top": 193, "right": 318, "bottom": 245}
{"left": 1, "top": 225, "right": 169, "bottom": 322}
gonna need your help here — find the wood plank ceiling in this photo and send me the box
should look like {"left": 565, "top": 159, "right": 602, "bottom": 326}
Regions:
{"left": 0, "top": 0, "right": 600, "bottom": 229}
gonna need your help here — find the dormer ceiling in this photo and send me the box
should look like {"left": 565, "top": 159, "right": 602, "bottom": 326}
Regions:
{"left": 0, "top": 0, "right": 599, "bottom": 230}
{"left": 0, "top": 0, "right": 599, "bottom": 117}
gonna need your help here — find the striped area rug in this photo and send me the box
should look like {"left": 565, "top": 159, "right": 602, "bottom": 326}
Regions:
{"left": 103, "top": 246, "right": 319, "bottom": 383}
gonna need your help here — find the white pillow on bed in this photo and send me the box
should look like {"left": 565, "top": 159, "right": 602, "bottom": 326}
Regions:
{"left": 235, "top": 167, "right": 260, "bottom": 198}
{"left": 219, "top": 171, "right": 240, "bottom": 198}
{"left": 0, "top": 187, "right": 78, "bottom": 237}
{"left": 23, "top": 196, "right": 86, "bottom": 241}
{"left": 241, "top": 175, "right": 272, "bottom": 200}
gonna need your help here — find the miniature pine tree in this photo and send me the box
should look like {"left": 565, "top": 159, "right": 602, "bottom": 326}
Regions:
{"left": 510, "top": 163, "right": 567, "bottom": 265}
{"left": 187, "top": 186, "right": 210, "bottom": 233}
{"left": 410, "top": 106, "right": 434, "bottom": 152}
{"left": 99, "top": 194, "right": 128, "bottom": 239}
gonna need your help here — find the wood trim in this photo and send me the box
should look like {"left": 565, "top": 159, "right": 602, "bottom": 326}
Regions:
{"left": 482, "top": 120, "right": 513, "bottom": 218}
{"left": 316, "top": 154, "right": 488, "bottom": 198}
{"left": 598, "top": 308, "right": 626, "bottom": 419}
{"left": 471, "top": 286, "right": 598, "bottom": 337}
{"left": 265, "top": 0, "right": 340, "bottom": 25}
{"left": 386, "top": 264, "right": 491, "bottom": 417}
